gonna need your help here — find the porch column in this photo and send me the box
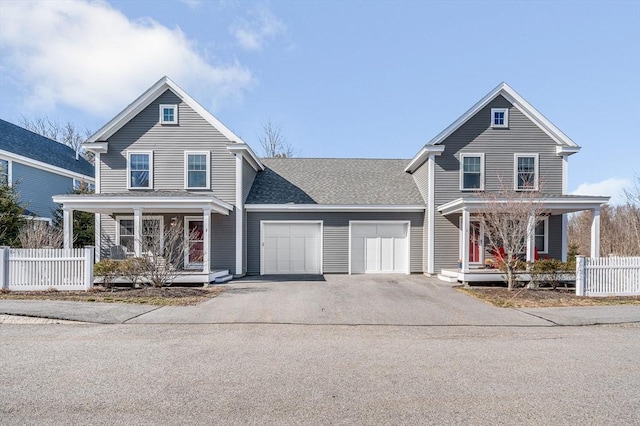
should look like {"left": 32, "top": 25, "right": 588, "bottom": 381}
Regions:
{"left": 63, "top": 208, "right": 73, "bottom": 249}
{"left": 133, "top": 208, "right": 142, "bottom": 257}
{"left": 202, "top": 208, "right": 211, "bottom": 273}
{"left": 526, "top": 215, "right": 536, "bottom": 262}
{"left": 590, "top": 207, "right": 601, "bottom": 258}
{"left": 461, "top": 209, "right": 470, "bottom": 272}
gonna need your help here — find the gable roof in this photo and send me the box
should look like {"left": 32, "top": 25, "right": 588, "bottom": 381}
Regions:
{"left": 86, "top": 76, "right": 242, "bottom": 144}
{"left": 0, "top": 119, "right": 94, "bottom": 178}
{"left": 246, "top": 158, "right": 424, "bottom": 206}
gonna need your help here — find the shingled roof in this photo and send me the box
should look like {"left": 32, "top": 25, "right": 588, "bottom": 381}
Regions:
{"left": 246, "top": 158, "right": 424, "bottom": 205}
{"left": 0, "top": 119, "right": 94, "bottom": 177}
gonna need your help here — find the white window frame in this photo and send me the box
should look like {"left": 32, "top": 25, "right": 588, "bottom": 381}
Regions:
{"left": 184, "top": 151, "right": 210, "bottom": 190}
{"left": 514, "top": 153, "right": 539, "bottom": 191}
{"left": 127, "top": 150, "right": 153, "bottom": 189}
{"left": 0, "top": 158, "right": 12, "bottom": 187}
{"left": 534, "top": 216, "right": 549, "bottom": 254}
{"left": 159, "top": 104, "right": 178, "bottom": 125}
{"left": 459, "top": 153, "right": 485, "bottom": 191}
{"left": 116, "top": 215, "right": 164, "bottom": 255}
{"left": 491, "top": 108, "right": 509, "bottom": 128}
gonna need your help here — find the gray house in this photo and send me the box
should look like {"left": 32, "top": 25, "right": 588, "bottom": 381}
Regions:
{"left": 54, "top": 77, "right": 608, "bottom": 283}
{"left": 0, "top": 119, "right": 94, "bottom": 222}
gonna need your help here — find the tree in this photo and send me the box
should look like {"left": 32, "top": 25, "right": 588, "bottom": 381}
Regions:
{"left": 258, "top": 120, "right": 295, "bottom": 158}
{"left": 0, "top": 179, "right": 26, "bottom": 247}
{"left": 52, "top": 183, "right": 95, "bottom": 248}
{"left": 476, "top": 179, "right": 546, "bottom": 290}
{"left": 20, "top": 116, "right": 93, "bottom": 163}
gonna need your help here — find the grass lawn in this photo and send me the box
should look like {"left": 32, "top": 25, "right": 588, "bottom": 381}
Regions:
{"left": 0, "top": 285, "right": 225, "bottom": 306}
{"left": 458, "top": 286, "right": 640, "bottom": 308}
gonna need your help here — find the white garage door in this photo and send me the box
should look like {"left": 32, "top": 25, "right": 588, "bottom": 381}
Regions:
{"left": 262, "top": 222, "right": 322, "bottom": 275}
{"left": 350, "top": 222, "right": 409, "bottom": 274}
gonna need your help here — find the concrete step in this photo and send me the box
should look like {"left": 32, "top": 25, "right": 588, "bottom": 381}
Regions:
{"left": 213, "top": 274, "right": 233, "bottom": 284}
{"left": 437, "top": 274, "right": 459, "bottom": 283}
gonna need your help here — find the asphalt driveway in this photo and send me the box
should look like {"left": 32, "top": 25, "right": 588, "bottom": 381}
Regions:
{"left": 127, "top": 274, "right": 550, "bottom": 326}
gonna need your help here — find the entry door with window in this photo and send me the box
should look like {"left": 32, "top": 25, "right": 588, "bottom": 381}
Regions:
{"left": 184, "top": 218, "right": 204, "bottom": 269}
{"left": 469, "top": 220, "right": 484, "bottom": 264}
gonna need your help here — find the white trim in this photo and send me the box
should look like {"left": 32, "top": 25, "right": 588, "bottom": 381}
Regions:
{"left": 0, "top": 149, "right": 94, "bottom": 183}
{"left": 95, "top": 213, "right": 101, "bottom": 261}
{"left": 127, "top": 150, "right": 154, "bottom": 189}
{"left": 82, "top": 141, "right": 108, "bottom": 154}
{"left": 63, "top": 208, "right": 72, "bottom": 249}
{"left": 407, "top": 82, "right": 579, "bottom": 171}
{"left": 246, "top": 204, "right": 425, "bottom": 212}
{"left": 116, "top": 215, "right": 164, "bottom": 256}
{"left": 348, "top": 220, "right": 411, "bottom": 275}
{"left": 491, "top": 108, "right": 509, "bottom": 128}
{"left": 159, "top": 104, "right": 178, "bottom": 125}
{"left": 227, "top": 143, "right": 265, "bottom": 172}
{"left": 184, "top": 151, "right": 210, "bottom": 190}
{"left": 260, "top": 220, "right": 324, "bottom": 275}
{"left": 404, "top": 145, "right": 445, "bottom": 173}
{"left": 87, "top": 76, "right": 247, "bottom": 145}
{"left": 514, "top": 153, "right": 539, "bottom": 191}
{"left": 427, "top": 155, "right": 436, "bottom": 274}
{"left": 459, "top": 153, "right": 485, "bottom": 191}
{"left": 555, "top": 146, "right": 581, "bottom": 156}
{"left": 184, "top": 216, "right": 204, "bottom": 270}
{"left": 437, "top": 196, "right": 610, "bottom": 216}
{"left": 94, "top": 153, "right": 101, "bottom": 194}
{"left": 0, "top": 158, "right": 12, "bottom": 187}
{"left": 235, "top": 154, "right": 243, "bottom": 275}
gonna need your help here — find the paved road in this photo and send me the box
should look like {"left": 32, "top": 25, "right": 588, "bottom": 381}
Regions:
{"left": 1, "top": 323, "right": 638, "bottom": 425}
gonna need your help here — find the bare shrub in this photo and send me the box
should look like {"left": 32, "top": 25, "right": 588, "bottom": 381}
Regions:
{"left": 18, "top": 221, "right": 64, "bottom": 248}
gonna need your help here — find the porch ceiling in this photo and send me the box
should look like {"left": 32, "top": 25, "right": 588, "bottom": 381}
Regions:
{"left": 52, "top": 191, "right": 233, "bottom": 215}
{"left": 437, "top": 194, "right": 610, "bottom": 216}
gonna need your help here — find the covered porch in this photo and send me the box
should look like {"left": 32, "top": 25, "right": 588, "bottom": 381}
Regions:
{"left": 436, "top": 194, "right": 610, "bottom": 283}
{"left": 52, "top": 191, "right": 234, "bottom": 284}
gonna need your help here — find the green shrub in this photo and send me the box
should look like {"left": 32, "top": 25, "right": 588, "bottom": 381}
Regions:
{"left": 529, "top": 258, "right": 574, "bottom": 290}
{"left": 93, "top": 259, "right": 120, "bottom": 288}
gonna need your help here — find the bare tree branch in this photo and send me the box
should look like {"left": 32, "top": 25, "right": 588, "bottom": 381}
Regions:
{"left": 20, "top": 115, "right": 93, "bottom": 163}
{"left": 258, "top": 120, "right": 295, "bottom": 158}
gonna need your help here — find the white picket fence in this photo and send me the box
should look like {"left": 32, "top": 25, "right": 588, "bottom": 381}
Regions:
{"left": 0, "top": 247, "right": 94, "bottom": 291}
{"left": 576, "top": 256, "right": 640, "bottom": 296}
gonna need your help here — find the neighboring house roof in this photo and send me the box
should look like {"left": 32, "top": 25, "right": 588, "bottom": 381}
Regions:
{"left": 246, "top": 158, "right": 424, "bottom": 206}
{"left": 0, "top": 119, "right": 94, "bottom": 179}
{"left": 406, "top": 82, "right": 580, "bottom": 173}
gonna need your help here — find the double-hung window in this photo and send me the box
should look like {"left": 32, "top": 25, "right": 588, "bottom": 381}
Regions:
{"left": 184, "top": 151, "right": 210, "bottom": 189}
{"left": 514, "top": 154, "right": 538, "bottom": 190}
{"left": 159, "top": 104, "right": 178, "bottom": 125}
{"left": 0, "top": 159, "right": 9, "bottom": 186}
{"left": 460, "top": 153, "right": 485, "bottom": 190}
{"left": 491, "top": 108, "right": 508, "bottom": 128}
{"left": 127, "top": 151, "right": 153, "bottom": 189}
{"left": 534, "top": 217, "right": 548, "bottom": 254}
{"left": 117, "top": 216, "right": 164, "bottom": 254}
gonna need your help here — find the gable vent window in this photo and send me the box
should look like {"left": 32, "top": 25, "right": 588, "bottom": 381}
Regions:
{"left": 491, "top": 108, "right": 508, "bottom": 128}
{"left": 160, "top": 104, "right": 178, "bottom": 125}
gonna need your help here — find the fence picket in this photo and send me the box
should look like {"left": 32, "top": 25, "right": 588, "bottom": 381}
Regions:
{"left": 577, "top": 256, "right": 640, "bottom": 297}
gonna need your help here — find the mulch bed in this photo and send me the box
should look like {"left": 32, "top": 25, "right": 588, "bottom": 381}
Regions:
{"left": 0, "top": 285, "right": 225, "bottom": 306}
{"left": 458, "top": 286, "right": 640, "bottom": 308}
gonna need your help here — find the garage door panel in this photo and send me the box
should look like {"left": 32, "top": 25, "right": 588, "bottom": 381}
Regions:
{"left": 351, "top": 222, "right": 409, "bottom": 274}
{"left": 262, "top": 223, "right": 322, "bottom": 275}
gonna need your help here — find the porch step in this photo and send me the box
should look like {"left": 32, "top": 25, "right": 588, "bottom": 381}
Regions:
{"left": 439, "top": 269, "right": 459, "bottom": 278}
{"left": 437, "top": 274, "right": 459, "bottom": 283}
{"left": 213, "top": 274, "right": 233, "bottom": 284}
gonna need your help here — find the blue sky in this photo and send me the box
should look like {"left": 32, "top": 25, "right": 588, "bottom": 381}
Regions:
{"left": 1, "top": 0, "right": 638, "bottom": 203}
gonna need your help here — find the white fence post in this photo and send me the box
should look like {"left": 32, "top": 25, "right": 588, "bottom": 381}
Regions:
{"left": 575, "top": 256, "right": 585, "bottom": 296}
{"left": 84, "top": 246, "right": 95, "bottom": 291}
{"left": 0, "top": 246, "right": 9, "bottom": 289}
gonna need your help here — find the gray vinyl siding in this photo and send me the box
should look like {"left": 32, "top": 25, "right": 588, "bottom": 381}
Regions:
{"left": 99, "top": 89, "right": 237, "bottom": 205}
{"left": 412, "top": 162, "right": 430, "bottom": 272}
{"left": 433, "top": 96, "right": 564, "bottom": 272}
{"left": 246, "top": 211, "right": 424, "bottom": 275}
{"left": 98, "top": 211, "right": 236, "bottom": 272}
{"left": 12, "top": 162, "right": 74, "bottom": 219}
{"left": 242, "top": 158, "right": 257, "bottom": 203}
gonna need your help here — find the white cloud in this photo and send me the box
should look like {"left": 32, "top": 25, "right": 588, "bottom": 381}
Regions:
{"left": 179, "top": 0, "right": 203, "bottom": 9}
{"left": 230, "top": 6, "right": 286, "bottom": 52}
{"left": 0, "top": 0, "right": 254, "bottom": 117}
{"left": 572, "top": 177, "right": 631, "bottom": 205}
